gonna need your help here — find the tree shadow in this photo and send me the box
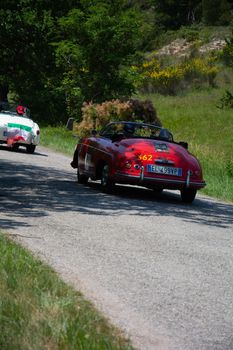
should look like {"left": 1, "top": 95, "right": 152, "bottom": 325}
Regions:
{"left": 0, "top": 158, "right": 232, "bottom": 231}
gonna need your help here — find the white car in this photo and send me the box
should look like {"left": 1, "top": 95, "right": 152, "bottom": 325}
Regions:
{"left": 0, "top": 110, "right": 40, "bottom": 153}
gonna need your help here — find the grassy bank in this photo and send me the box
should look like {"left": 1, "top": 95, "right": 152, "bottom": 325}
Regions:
{"left": 0, "top": 233, "right": 133, "bottom": 350}
{"left": 40, "top": 126, "right": 78, "bottom": 156}
{"left": 145, "top": 88, "right": 233, "bottom": 202}
{"left": 40, "top": 87, "right": 233, "bottom": 203}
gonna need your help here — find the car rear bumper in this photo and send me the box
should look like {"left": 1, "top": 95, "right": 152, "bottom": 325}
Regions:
{"left": 115, "top": 171, "right": 206, "bottom": 189}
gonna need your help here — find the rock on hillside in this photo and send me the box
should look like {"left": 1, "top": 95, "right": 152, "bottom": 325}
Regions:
{"left": 156, "top": 38, "right": 226, "bottom": 58}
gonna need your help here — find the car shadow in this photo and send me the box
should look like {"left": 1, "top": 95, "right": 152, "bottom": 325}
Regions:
{"left": 0, "top": 158, "right": 232, "bottom": 231}
{"left": 0, "top": 145, "right": 48, "bottom": 157}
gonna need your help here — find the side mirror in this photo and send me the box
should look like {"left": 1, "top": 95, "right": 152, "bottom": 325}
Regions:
{"left": 179, "top": 141, "right": 188, "bottom": 149}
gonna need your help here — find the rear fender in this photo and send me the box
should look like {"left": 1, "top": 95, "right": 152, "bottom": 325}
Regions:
{"left": 96, "top": 155, "right": 114, "bottom": 180}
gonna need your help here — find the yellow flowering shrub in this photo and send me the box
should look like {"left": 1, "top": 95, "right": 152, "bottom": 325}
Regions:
{"left": 182, "top": 58, "right": 218, "bottom": 86}
{"left": 147, "top": 66, "right": 184, "bottom": 94}
{"left": 136, "top": 56, "right": 219, "bottom": 94}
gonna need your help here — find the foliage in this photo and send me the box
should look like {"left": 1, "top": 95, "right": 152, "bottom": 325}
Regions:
{"left": 73, "top": 98, "right": 161, "bottom": 137}
{"left": 0, "top": 0, "right": 82, "bottom": 122}
{"left": 217, "top": 90, "right": 233, "bottom": 109}
{"left": 220, "top": 30, "right": 233, "bottom": 66}
{"left": 176, "top": 25, "right": 200, "bottom": 42}
{"left": 226, "top": 161, "right": 233, "bottom": 177}
{"left": 55, "top": 1, "right": 145, "bottom": 120}
{"left": 0, "top": 0, "right": 233, "bottom": 124}
{"left": 153, "top": 0, "right": 202, "bottom": 29}
{"left": 0, "top": 0, "right": 77, "bottom": 122}
{"left": 182, "top": 57, "right": 218, "bottom": 87}
{"left": 152, "top": 0, "right": 232, "bottom": 29}
{"left": 202, "top": 0, "right": 232, "bottom": 25}
{"left": 218, "top": 29, "right": 233, "bottom": 109}
{"left": 135, "top": 56, "right": 219, "bottom": 94}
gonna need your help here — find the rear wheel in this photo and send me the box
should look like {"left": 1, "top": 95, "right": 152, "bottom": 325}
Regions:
{"left": 26, "top": 144, "right": 36, "bottom": 154}
{"left": 101, "top": 164, "right": 115, "bottom": 193}
{"left": 77, "top": 168, "right": 89, "bottom": 184}
{"left": 180, "top": 188, "right": 197, "bottom": 203}
{"left": 152, "top": 188, "right": 163, "bottom": 195}
{"left": 11, "top": 144, "right": 19, "bottom": 152}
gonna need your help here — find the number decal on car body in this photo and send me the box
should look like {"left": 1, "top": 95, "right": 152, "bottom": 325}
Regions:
{"left": 138, "top": 154, "right": 153, "bottom": 161}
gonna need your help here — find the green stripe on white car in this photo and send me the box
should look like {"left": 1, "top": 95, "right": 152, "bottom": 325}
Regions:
{"left": 7, "top": 123, "right": 32, "bottom": 132}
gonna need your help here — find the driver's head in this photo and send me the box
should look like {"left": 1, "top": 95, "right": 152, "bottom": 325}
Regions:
{"left": 123, "top": 123, "right": 135, "bottom": 135}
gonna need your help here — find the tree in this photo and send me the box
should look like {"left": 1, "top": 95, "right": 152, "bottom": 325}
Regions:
{"left": 55, "top": 0, "right": 145, "bottom": 119}
{"left": 0, "top": 0, "right": 76, "bottom": 122}
{"left": 202, "top": 0, "right": 232, "bottom": 25}
{"left": 152, "top": 0, "right": 202, "bottom": 30}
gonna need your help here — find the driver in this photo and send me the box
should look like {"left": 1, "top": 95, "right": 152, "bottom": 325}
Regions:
{"left": 16, "top": 102, "right": 26, "bottom": 116}
{"left": 123, "top": 123, "right": 135, "bottom": 137}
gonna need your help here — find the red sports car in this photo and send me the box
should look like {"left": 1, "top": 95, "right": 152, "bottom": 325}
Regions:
{"left": 71, "top": 121, "right": 206, "bottom": 203}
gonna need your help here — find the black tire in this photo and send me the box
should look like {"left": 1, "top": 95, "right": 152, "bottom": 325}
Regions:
{"left": 101, "top": 164, "right": 114, "bottom": 193}
{"left": 77, "top": 168, "right": 89, "bottom": 184}
{"left": 180, "top": 188, "right": 197, "bottom": 203}
{"left": 11, "top": 144, "right": 19, "bottom": 152}
{"left": 26, "top": 144, "right": 36, "bottom": 154}
{"left": 152, "top": 188, "right": 163, "bottom": 195}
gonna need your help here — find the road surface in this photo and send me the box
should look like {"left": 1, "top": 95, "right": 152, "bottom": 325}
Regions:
{"left": 0, "top": 145, "right": 233, "bottom": 350}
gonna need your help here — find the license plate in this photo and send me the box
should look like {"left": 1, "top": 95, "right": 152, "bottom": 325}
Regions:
{"left": 147, "top": 164, "right": 182, "bottom": 176}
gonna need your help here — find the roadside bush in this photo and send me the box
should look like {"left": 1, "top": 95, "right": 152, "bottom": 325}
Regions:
{"left": 137, "top": 56, "right": 219, "bottom": 94}
{"left": 75, "top": 100, "right": 132, "bottom": 136}
{"left": 128, "top": 98, "right": 161, "bottom": 125}
{"left": 217, "top": 90, "right": 233, "bottom": 109}
{"left": 137, "top": 58, "right": 183, "bottom": 94}
{"left": 182, "top": 57, "right": 218, "bottom": 87}
{"left": 147, "top": 66, "right": 184, "bottom": 94}
{"left": 178, "top": 26, "right": 200, "bottom": 42}
{"left": 73, "top": 98, "right": 161, "bottom": 137}
{"left": 220, "top": 39, "right": 233, "bottom": 66}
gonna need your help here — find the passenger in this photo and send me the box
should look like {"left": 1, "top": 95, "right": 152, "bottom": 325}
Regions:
{"left": 16, "top": 102, "right": 26, "bottom": 116}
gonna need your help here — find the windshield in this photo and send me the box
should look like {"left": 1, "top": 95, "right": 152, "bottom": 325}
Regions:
{"left": 0, "top": 103, "right": 31, "bottom": 118}
{"left": 100, "top": 122, "right": 173, "bottom": 142}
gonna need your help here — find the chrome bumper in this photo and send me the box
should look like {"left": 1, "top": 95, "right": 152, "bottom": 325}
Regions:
{"left": 115, "top": 171, "right": 206, "bottom": 188}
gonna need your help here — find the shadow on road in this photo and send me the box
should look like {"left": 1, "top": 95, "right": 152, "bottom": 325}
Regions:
{"left": 0, "top": 144, "right": 48, "bottom": 157}
{"left": 0, "top": 157, "right": 232, "bottom": 230}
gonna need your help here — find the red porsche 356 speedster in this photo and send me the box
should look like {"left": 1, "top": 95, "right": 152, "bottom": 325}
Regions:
{"left": 71, "top": 121, "right": 206, "bottom": 203}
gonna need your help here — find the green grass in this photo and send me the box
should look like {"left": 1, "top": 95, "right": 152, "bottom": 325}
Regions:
{"left": 142, "top": 88, "right": 233, "bottom": 202}
{"left": 0, "top": 233, "right": 133, "bottom": 350}
{"left": 40, "top": 126, "right": 78, "bottom": 156}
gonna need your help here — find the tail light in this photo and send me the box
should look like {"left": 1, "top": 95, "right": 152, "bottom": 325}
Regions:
{"left": 124, "top": 161, "right": 132, "bottom": 169}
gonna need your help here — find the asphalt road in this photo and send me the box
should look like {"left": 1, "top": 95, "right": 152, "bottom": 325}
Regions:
{"left": 0, "top": 145, "right": 233, "bottom": 350}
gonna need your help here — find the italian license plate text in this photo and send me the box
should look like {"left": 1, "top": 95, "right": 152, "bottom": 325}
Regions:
{"left": 147, "top": 164, "right": 182, "bottom": 176}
